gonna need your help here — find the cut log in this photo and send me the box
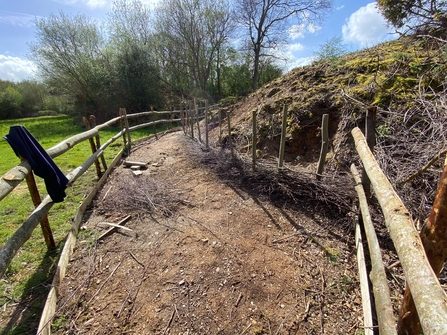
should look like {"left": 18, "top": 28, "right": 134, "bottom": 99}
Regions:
{"left": 124, "top": 161, "right": 148, "bottom": 168}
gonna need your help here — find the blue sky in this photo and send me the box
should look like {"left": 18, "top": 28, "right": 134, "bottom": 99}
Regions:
{"left": 0, "top": 0, "right": 396, "bottom": 82}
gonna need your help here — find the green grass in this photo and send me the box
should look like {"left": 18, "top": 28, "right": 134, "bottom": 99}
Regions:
{"left": 0, "top": 114, "right": 169, "bottom": 334}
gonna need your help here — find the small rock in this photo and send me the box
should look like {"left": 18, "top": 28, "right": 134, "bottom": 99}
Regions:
{"left": 179, "top": 279, "right": 185, "bottom": 285}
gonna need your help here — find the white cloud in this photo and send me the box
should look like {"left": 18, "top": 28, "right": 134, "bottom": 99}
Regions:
{"left": 284, "top": 56, "right": 314, "bottom": 71}
{"left": 336, "top": 5, "right": 345, "bottom": 10}
{"left": 307, "top": 23, "right": 321, "bottom": 34}
{"left": 288, "top": 23, "right": 322, "bottom": 40}
{"left": 288, "top": 24, "right": 306, "bottom": 39}
{"left": 342, "top": 2, "right": 395, "bottom": 47}
{"left": 0, "top": 11, "right": 37, "bottom": 28}
{"left": 52, "top": 0, "right": 110, "bottom": 9}
{"left": 0, "top": 55, "right": 37, "bottom": 82}
{"left": 288, "top": 43, "right": 305, "bottom": 52}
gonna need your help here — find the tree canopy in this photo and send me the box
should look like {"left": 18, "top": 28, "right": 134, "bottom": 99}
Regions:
{"left": 377, "top": 0, "right": 447, "bottom": 33}
{"left": 235, "top": 0, "right": 332, "bottom": 90}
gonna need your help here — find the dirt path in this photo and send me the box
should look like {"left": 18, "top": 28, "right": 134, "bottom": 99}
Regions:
{"left": 54, "top": 131, "right": 363, "bottom": 334}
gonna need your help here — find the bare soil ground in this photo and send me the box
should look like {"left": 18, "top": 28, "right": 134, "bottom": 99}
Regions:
{"left": 52, "top": 131, "right": 385, "bottom": 334}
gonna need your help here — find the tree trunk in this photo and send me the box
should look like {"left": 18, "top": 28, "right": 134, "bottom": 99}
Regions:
{"left": 398, "top": 156, "right": 447, "bottom": 334}
{"left": 252, "top": 46, "right": 260, "bottom": 91}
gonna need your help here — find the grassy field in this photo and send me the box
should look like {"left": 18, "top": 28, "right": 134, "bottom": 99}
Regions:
{"left": 0, "top": 114, "right": 167, "bottom": 334}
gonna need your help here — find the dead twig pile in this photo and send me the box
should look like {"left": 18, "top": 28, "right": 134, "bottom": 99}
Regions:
{"left": 185, "top": 141, "right": 356, "bottom": 233}
{"left": 101, "top": 174, "right": 185, "bottom": 217}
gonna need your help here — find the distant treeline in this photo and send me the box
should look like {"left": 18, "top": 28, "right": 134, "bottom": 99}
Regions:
{"left": 0, "top": 79, "right": 73, "bottom": 120}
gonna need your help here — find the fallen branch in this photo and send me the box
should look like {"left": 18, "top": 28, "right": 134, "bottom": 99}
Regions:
{"left": 396, "top": 148, "right": 447, "bottom": 185}
{"left": 235, "top": 293, "right": 243, "bottom": 307}
{"left": 163, "top": 308, "right": 176, "bottom": 334}
{"left": 86, "top": 261, "right": 122, "bottom": 305}
{"left": 98, "top": 222, "right": 133, "bottom": 231}
{"left": 97, "top": 215, "right": 131, "bottom": 241}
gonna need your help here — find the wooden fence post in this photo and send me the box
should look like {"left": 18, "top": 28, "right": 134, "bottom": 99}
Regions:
{"left": 180, "top": 102, "right": 186, "bottom": 135}
{"left": 195, "top": 98, "right": 202, "bottom": 143}
{"left": 89, "top": 115, "right": 108, "bottom": 172}
{"left": 169, "top": 106, "right": 173, "bottom": 130}
{"left": 278, "top": 104, "right": 288, "bottom": 169}
{"left": 252, "top": 109, "right": 257, "bottom": 170}
{"left": 218, "top": 110, "right": 222, "bottom": 146}
{"left": 205, "top": 100, "right": 209, "bottom": 148}
{"left": 189, "top": 101, "right": 194, "bottom": 139}
{"left": 150, "top": 106, "right": 158, "bottom": 140}
{"left": 83, "top": 117, "right": 102, "bottom": 179}
{"left": 316, "top": 114, "right": 329, "bottom": 180}
{"left": 227, "top": 111, "right": 233, "bottom": 157}
{"left": 119, "top": 108, "right": 132, "bottom": 154}
{"left": 362, "top": 107, "right": 377, "bottom": 198}
{"left": 21, "top": 158, "right": 55, "bottom": 250}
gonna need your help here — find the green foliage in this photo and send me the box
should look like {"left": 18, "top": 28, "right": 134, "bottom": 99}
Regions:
{"left": 314, "top": 36, "right": 348, "bottom": 64}
{"left": 377, "top": 0, "right": 447, "bottom": 32}
{"left": 0, "top": 86, "right": 23, "bottom": 119}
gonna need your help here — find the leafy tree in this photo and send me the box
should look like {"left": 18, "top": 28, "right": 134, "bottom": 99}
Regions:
{"left": 16, "top": 80, "right": 46, "bottom": 116}
{"left": 107, "top": 0, "right": 163, "bottom": 112}
{"left": 155, "top": 0, "right": 234, "bottom": 98}
{"left": 235, "top": 0, "right": 332, "bottom": 90}
{"left": 0, "top": 86, "right": 23, "bottom": 119}
{"left": 314, "top": 36, "right": 348, "bottom": 63}
{"left": 30, "top": 12, "right": 114, "bottom": 120}
{"left": 377, "top": 0, "right": 447, "bottom": 32}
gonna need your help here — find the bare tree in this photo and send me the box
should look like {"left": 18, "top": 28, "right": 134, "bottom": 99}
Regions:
{"left": 235, "top": 0, "right": 332, "bottom": 90}
{"left": 155, "top": 0, "right": 234, "bottom": 97}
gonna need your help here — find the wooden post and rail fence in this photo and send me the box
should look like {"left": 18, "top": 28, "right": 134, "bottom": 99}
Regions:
{"left": 1, "top": 102, "right": 447, "bottom": 334}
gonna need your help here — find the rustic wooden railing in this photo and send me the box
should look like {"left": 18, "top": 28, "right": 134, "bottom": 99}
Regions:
{"left": 0, "top": 105, "right": 202, "bottom": 279}
{"left": 2, "top": 101, "right": 446, "bottom": 335}
{"left": 190, "top": 104, "right": 447, "bottom": 335}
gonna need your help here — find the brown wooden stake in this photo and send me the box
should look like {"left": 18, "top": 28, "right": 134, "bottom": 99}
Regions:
{"left": 120, "top": 108, "right": 132, "bottom": 153}
{"left": 398, "top": 155, "right": 447, "bottom": 335}
{"left": 205, "top": 100, "right": 209, "bottom": 148}
{"left": 189, "top": 101, "right": 194, "bottom": 139}
{"left": 218, "top": 110, "right": 222, "bottom": 146}
{"left": 362, "top": 106, "right": 377, "bottom": 198}
{"left": 119, "top": 108, "right": 127, "bottom": 149}
{"left": 180, "top": 102, "right": 186, "bottom": 135}
{"left": 89, "top": 115, "right": 108, "bottom": 172}
{"left": 83, "top": 117, "right": 102, "bottom": 179}
{"left": 278, "top": 104, "right": 288, "bottom": 169}
{"left": 195, "top": 98, "right": 202, "bottom": 143}
{"left": 169, "top": 107, "right": 173, "bottom": 130}
{"left": 21, "top": 158, "right": 55, "bottom": 250}
{"left": 227, "top": 111, "right": 233, "bottom": 157}
{"left": 252, "top": 109, "right": 257, "bottom": 170}
{"left": 316, "top": 114, "right": 329, "bottom": 180}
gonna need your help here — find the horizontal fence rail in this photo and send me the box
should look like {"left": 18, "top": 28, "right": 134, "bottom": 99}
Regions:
{"left": 1, "top": 101, "right": 445, "bottom": 335}
{"left": 0, "top": 106, "right": 201, "bottom": 279}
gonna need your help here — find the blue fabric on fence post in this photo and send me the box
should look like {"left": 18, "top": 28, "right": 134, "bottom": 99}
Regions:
{"left": 3, "top": 126, "right": 69, "bottom": 203}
